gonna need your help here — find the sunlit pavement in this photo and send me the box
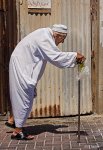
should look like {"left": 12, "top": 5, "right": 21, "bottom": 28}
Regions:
{"left": 0, "top": 114, "right": 103, "bottom": 150}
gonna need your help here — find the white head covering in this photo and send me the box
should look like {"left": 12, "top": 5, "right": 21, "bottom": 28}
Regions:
{"left": 51, "top": 24, "right": 68, "bottom": 34}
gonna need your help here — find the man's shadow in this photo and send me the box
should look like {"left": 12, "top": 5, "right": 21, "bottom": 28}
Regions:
{"left": 22, "top": 124, "right": 88, "bottom": 136}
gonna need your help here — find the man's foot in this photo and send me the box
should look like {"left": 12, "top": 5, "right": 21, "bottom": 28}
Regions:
{"left": 5, "top": 122, "right": 15, "bottom": 128}
{"left": 11, "top": 131, "right": 34, "bottom": 140}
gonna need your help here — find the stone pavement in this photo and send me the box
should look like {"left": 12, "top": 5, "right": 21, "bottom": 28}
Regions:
{"left": 0, "top": 114, "right": 103, "bottom": 150}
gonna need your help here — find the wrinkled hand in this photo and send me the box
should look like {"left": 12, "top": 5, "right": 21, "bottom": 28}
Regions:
{"left": 76, "top": 52, "right": 86, "bottom": 64}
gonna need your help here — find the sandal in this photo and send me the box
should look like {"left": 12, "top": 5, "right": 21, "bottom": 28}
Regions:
{"left": 5, "top": 122, "right": 15, "bottom": 128}
{"left": 11, "top": 131, "right": 34, "bottom": 140}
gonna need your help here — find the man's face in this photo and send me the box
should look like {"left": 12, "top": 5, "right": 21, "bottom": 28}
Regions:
{"left": 54, "top": 33, "right": 67, "bottom": 46}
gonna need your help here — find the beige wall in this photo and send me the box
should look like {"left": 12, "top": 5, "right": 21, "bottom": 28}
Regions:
{"left": 16, "top": 0, "right": 92, "bottom": 117}
{"left": 98, "top": 0, "right": 103, "bottom": 113}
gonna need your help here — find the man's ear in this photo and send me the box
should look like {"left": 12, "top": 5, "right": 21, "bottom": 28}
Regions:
{"left": 53, "top": 32, "right": 58, "bottom": 39}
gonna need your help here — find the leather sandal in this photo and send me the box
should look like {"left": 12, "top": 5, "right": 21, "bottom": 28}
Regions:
{"left": 5, "top": 122, "right": 15, "bottom": 128}
{"left": 11, "top": 131, "right": 34, "bottom": 140}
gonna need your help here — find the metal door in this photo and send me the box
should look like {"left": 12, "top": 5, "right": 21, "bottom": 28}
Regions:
{"left": 0, "top": 0, "right": 17, "bottom": 115}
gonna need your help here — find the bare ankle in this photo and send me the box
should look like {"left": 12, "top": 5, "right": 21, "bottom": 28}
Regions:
{"left": 15, "top": 128, "right": 22, "bottom": 133}
{"left": 8, "top": 116, "right": 14, "bottom": 124}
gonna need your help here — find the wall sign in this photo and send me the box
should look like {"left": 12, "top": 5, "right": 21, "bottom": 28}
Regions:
{"left": 28, "top": 0, "right": 51, "bottom": 13}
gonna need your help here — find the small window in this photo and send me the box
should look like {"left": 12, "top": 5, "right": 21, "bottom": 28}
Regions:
{"left": 27, "top": 0, "right": 51, "bottom": 14}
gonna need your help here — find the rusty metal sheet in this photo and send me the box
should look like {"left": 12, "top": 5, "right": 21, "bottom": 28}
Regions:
{"left": 18, "top": 0, "right": 92, "bottom": 118}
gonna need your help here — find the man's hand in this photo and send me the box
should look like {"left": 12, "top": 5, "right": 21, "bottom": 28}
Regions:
{"left": 76, "top": 52, "right": 86, "bottom": 64}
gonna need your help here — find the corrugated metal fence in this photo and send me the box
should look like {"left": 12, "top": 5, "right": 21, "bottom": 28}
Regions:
{"left": 18, "top": 0, "right": 92, "bottom": 117}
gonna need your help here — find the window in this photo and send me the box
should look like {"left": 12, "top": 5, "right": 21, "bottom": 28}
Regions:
{"left": 28, "top": 0, "right": 51, "bottom": 14}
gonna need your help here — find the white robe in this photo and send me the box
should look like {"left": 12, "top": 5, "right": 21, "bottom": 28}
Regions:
{"left": 9, "top": 28, "right": 77, "bottom": 127}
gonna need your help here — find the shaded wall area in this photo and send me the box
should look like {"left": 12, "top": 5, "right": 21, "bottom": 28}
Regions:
{"left": 0, "top": 0, "right": 17, "bottom": 115}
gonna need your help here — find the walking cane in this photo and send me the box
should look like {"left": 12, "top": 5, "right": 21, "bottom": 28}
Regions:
{"left": 77, "top": 63, "right": 84, "bottom": 143}
{"left": 77, "top": 66, "right": 80, "bottom": 143}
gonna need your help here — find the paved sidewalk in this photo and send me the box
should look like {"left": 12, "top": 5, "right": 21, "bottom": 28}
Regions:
{"left": 0, "top": 114, "right": 103, "bottom": 150}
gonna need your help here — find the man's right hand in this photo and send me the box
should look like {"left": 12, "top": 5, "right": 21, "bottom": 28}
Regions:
{"left": 76, "top": 52, "right": 86, "bottom": 64}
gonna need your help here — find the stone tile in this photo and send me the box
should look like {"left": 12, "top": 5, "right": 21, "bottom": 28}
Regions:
{"left": 1, "top": 115, "right": 103, "bottom": 150}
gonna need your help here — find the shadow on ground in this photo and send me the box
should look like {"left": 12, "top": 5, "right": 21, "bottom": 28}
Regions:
{"left": 18, "top": 124, "right": 88, "bottom": 136}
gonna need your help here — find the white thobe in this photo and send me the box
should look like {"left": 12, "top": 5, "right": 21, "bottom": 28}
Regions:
{"left": 9, "top": 28, "right": 77, "bottom": 127}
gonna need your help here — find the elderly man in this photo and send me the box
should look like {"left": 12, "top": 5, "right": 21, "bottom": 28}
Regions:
{"left": 5, "top": 24, "right": 85, "bottom": 140}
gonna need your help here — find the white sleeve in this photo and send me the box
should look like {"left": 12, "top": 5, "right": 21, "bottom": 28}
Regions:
{"left": 38, "top": 38, "right": 77, "bottom": 68}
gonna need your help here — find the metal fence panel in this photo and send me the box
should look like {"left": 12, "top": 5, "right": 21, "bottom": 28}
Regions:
{"left": 19, "top": 0, "right": 92, "bottom": 117}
